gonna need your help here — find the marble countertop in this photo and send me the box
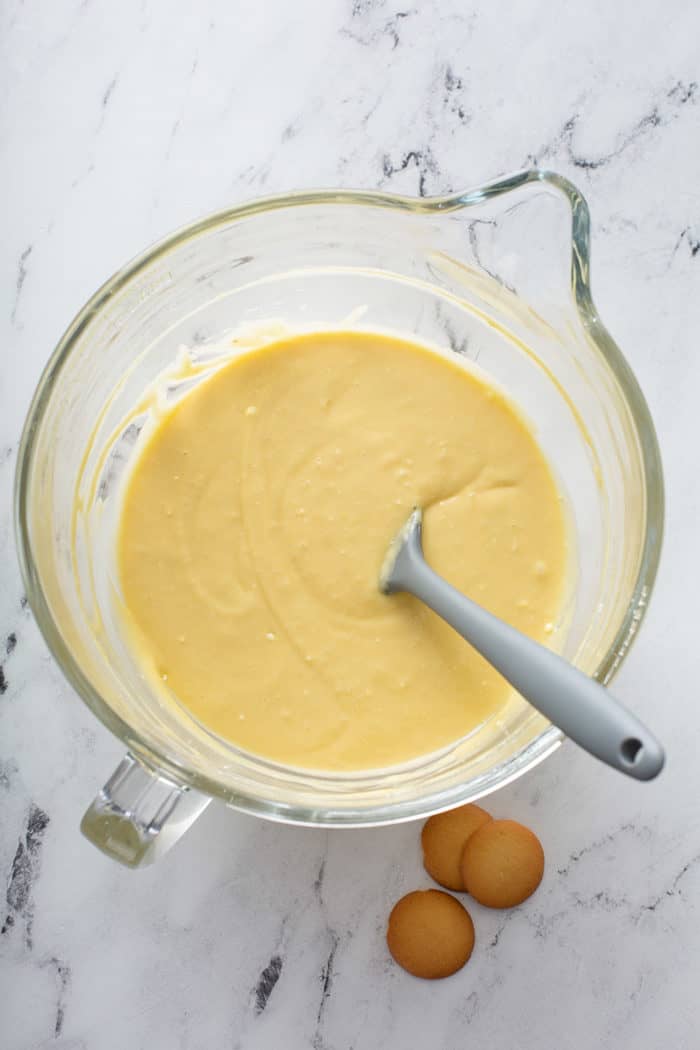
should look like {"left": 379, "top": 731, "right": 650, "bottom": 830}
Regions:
{"left": 2, "top": 1, "right": 699, "bottom": 1047}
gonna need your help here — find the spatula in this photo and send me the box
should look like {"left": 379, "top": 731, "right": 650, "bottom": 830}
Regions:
{"left": 380, "top": 508, "right": 664, "bottom": 781}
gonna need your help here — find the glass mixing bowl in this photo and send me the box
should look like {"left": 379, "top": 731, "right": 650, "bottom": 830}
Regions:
{"left": 15, "top": 169, "right": 664, "bottom": 867}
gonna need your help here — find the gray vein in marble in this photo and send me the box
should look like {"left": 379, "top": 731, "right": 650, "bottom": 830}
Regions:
{"left": 556, "top": 822, "right": 650, "bottom": 877}
{"left": 2, "top": 803, "right": 50, "bottom": 949}
{"left": 432, "top": 299, "right": 471, "bottom": 358}
{"left": 253, "top": 954, "right": 283, "bottom": 1015}
{"left": 442, "top": 65, "right": 469, "bottom": 125}
{"left": 0, "top": 631, "right": 17, "bottom": 697}
{"left": 466, "top": 217, "right": 517, "bottom": 292}
{"left": 535, "top": 834, "right": 700, "bottom": 931}
{"left": 459, "top": 990, "right": 480, "bottom": 1025}
{"left": 488, "top": 908, "right": 521, "bottom": 949}
{"left": 235, "top": 161, "right": 271, "bottom": 190}
{"left": 11, "top": 244, "right": 32, "bottom": 326}
{"left": 351, "top": 0, "right": 379, "bottom": 16}
{"left": 509, "top": 842, "right": 700, "bottom": 947}
{"left": 308, "top": 837, "right": 344, "bottom": 1050}
{"left": 102, "top": 75, "right": 118, "bottom": 109}
{"left": 636, "top": 850, "right": 700, "bottom": 918}
{"left": 668, "top": 79, "right": 698, "bottom": 106}
{"left": 571, "top": 889, "right": 629, "bottom": 913}
{"left": 383, "top": 11, "right": 412, "bottom": 51}
{"left": 164, "top": 59, "right": 199, "bottom": 164}
{"left": 70, "top": 69, "right": 122, "bottom": 191}
{"left": 248, "top": 908, "right": 291, "bottom": 1020}
{"left": 341, "top": 3, "right": 415, "bottom": 52}
{"left": 381, "top": 147, "right": 439, "bottom": 197}
{"left": 312, "top": 932, "right": 340, "bottom": 1050}
{"left": 531, "top": 79, "right": 698, "bottom": 173}
{"left": 71, "top": 161, "right": 96, "bottom": 192}
{"left": 281, "top": 120, "right": 300, "bottom": 142}
{"left": 669, "top": 226, "right": 700, "bottom": 269}
{"left": 528, "top": 906, "right": 570, "bottom": 942}
{"left": 568, "top": 110, "right": 661, "bottom": 172}
{"left": 40, "top": 954, "right": 72, "bottom": 1037}
{"left": 314, "top": 857, "right": 326, "bottom": 896}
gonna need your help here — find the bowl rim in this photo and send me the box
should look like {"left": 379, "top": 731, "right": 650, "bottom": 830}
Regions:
{"left": 13, "top": 168, "right": 665, "bottom": 823}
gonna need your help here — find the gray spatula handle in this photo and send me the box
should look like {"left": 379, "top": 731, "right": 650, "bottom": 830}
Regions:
{"left": 387, "top": 519, "right": 664, "bottom": 781}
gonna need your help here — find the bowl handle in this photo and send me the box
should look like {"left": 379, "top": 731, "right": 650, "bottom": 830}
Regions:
{"left": 80, "top": 752, "right": 210, "bottom": 868}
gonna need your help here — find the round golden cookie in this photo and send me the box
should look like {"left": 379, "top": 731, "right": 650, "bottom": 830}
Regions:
{"left": 460, "top": 818, "right": 544, "bottom": 908}
{"left": 386, "top": 889, "right": 475, "bottom": 979}
{"left": 421, "top": 803, "right": 492, "bottom": 890}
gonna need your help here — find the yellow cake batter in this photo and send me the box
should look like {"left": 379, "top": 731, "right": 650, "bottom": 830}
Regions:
{"left": 118, "top": 330, "right": 567, "bottom": 770}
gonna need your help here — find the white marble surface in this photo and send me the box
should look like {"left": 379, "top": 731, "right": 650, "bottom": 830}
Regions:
{"left": 2, "top": 1, "right": 700, "bottom": 1047}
